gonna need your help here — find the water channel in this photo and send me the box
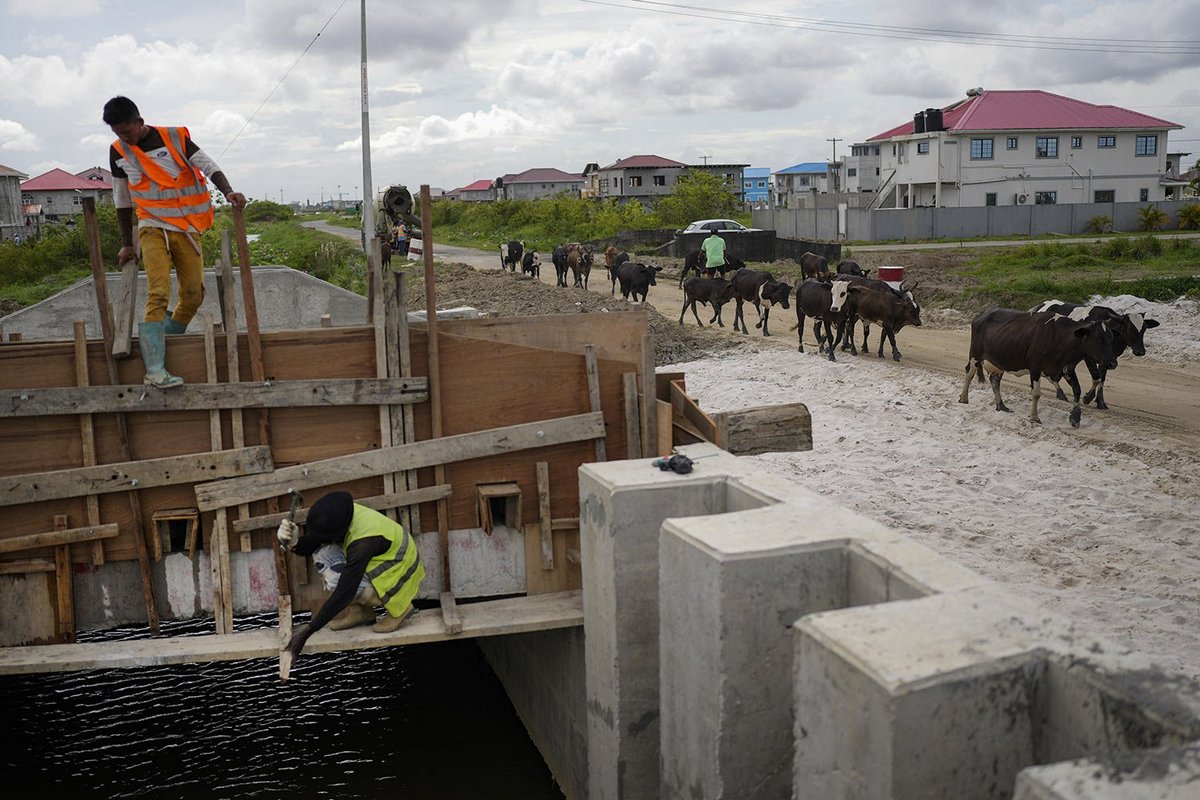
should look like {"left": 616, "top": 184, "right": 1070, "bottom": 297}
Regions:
{"left": 0, "top": 614, "right": 564, "bottom": 799}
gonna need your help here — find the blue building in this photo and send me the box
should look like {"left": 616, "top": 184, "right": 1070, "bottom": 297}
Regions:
{"left": 742, "top": 167, "right": 771, "bottom": 205}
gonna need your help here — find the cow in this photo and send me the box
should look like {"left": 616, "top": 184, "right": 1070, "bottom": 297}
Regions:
{"left": 500, "top": 240, "right": 524, "bottom": 272}
{"left": 607, "top": 250, "right": 631, "bottom": 295}
{"left": 1031, "top": 300, "right": 1159, "bottom": 409}
{"left": 679, "top": 276, "right": 736, "bottom": 327}
{"left": 616, "top": 261, "right": 663, "bottom": 303}
{"left": 380, "top": 240, "right": 392, "bottom": 269}
{"left": 960, "top": 307, "right": 1119, "bottom": 428}
{"left": 521, "top": 250, "right": 541, "bottom": 279}
{"left": 717, "top": 255, "right": 746, "bottom": 279}
{"left": 570, "top": 245, "right": 595, "bottom": 289}
{"left": 552, "top": 244, "right": 576, "bottom": 288}
{"left": 792, "top": 278, "right": 852, "bottom": 360}
{"left": 678, "top": 248, "right": 708, "bottom": 287}
{"left": 798, "top": 251, "right": 829, "bottom": 280}
{"left": 835, "top": 260, "right": 870, "bottom": 277}
{"left": 730, "top": 267, "right": 792, "bottom": 337}
{"left": 837, "top": 276, "right": 920, "bottom": 354}
{"left": 845, "top": 283, "right": 922, "bottom": 361}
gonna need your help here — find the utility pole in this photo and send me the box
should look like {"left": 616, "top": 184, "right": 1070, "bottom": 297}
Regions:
{"left": 827, "top": 137, "right": 843, "bottom": 194}
{"left": 699, "top": 155, "right": 712, "bottom": 166}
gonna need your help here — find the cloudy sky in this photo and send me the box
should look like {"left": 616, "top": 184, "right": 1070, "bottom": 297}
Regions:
{"left": 2, "top": 0, "right": 1198, "bottom": 206}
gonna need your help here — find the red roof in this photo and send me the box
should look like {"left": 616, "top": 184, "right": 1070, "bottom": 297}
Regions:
{"left": 870, "top": 90, "right": 1183, "bottom": 141}
{"left": 76, "top": 166, "right": 114, "bottom": 183}
{"left": 507, "top": 168, "right": 583, "bottom": 183}
{"left": 602, "top": 155, "right": 687, "bottom": 170}
{"left": 0, "top": 163, "right": 28, "bottom": 179}
{"left": 457, "top": 179, "right": 494, "bottom": 192}
{"left": 22, "top": 167, "right": 112, "bottom": 191}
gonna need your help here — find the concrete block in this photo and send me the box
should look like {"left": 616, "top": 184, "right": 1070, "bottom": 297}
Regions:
{"left": 415, "top": 526, "right": 527, "bottom": 599}
{"left": 1013, "top": 743, "right": 1200, "bottom": 799}
{"left": 0, "top": 571, "right": 57, "bottom": 645}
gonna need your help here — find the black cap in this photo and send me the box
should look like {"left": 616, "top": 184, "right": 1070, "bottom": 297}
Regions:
{"left": 306, "top": 491, "right": 353, "bottom": 540}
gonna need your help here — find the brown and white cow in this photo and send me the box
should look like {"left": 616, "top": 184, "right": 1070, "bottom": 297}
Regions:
{"left": 845, "top": 283, "right": 922, "bottom": 361}
{"left": 730, "top": 267, "right": 791, "bottom": 337}
{"left": 960, "top": 307, "right": 1118, "bottom": 428}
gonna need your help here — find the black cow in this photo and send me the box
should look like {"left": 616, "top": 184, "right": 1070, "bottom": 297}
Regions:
{"left": 798, "top": 251, "right": 829, "bottom": 280}
{"left": 616, "top": 261, "right": 662, "bottom": 302}
{"left": 845, "top": 283, "right": 922, "bottom": 361}
{"left": 679, "top": 277, "right": 736, "bottom": 327}
{"left": 552, "top": 244, "right": 575, "bottom": 288}
{"left": 608, "top": 251, "right": 630, "bottom": 295}
{"left": 521, "top": 250, "right": 541, "bottom": 279}
{"left": 678, "top": 248, "right": 708, "bottom": 287}
{"left": 960, "top": 307, "right": 1119, "bottom": 428}
{"left": 835, "top": 260, "right": 870, "bottom": 277}
{"left": 730, "top": 268, "right": 791, "bottom": 337}
{"left": 500, "top": 240, "right": 524, "bottom": 272}
{"left": 570, "top": 246, "right": 595, "bottom": 289}
{"left": 793, "top": 278, "right": 853, "bottom": 360}
{"left": 717, "top": 255, "right": 746, "bottom": 279}
{"left": 1031, "top": 300, "right": 1159, "bottom": 409}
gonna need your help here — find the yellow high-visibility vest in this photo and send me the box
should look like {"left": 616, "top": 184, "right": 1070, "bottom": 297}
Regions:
{"left": 344, "top": 504, "right": 424, "bottom": 616}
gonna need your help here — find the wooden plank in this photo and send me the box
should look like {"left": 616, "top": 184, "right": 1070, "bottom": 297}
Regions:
{"left": 641, "top": 333, "right": 657, "bottom": 457}
{"left": 536, "top": 461, "right": 553, "bottom": 570}
{"left": 551, "top": 517, "right": 580, "bottom": 530}
{"left": 0, "top": 523, "right": 120, "bottom": 555}
{"left": 440, "top": 591, "right": 463, "bottom": 635}
{"left": 372, "top": 236, "right": 400, "bottom": 524}
{"left": 278, "top": 594, "right": 293, "bottom": 681}
{"left": 0, "top": 560, "right": 56, "bottom": 575}
{"left": 1, "top": 446, "right": 273, "bottom": 507}
{"left": 394, "top": 272, "right": 420, "bottom": 537}
{"left": 232, "top": 484, "right": 453, "bottom": 534}
{"left": 669, "top": 379, "right": 719, "bottom": 443}
{"left": 111, "top": 259, "right": 139, "bottom": 358}
{"left": 0, "top": 378, "right": 428, "bottom": 417}
{"left": 657, "top": 399, "right": 673, "bottom": 456}
{"left": 73, "top": 322, "right": 105, "bottom": 566}
{"left": 212, "top": 508, "right": 233, "bottom": 634}
{"left": 437, "top": 312, "right": 648, "bottom": 364}
{"left": 420, "top": 185, "right": 451, "bottom": 595}
{"left": 524, "top": 522, "right": 582, "bottom": 595}
{"left": 584, "top": 345, "right": 607, "bottom": 463}
{"left": 0, "top": 591, "right": 583, "bottom": 676}
{"left": 194, "top": 411, "right": 605, "bottom": 512}
{"left": 656, "top": 371, "right": 686, "bottom": 403}
{"left": 53, "top": 515, "right": 74, "bottom": 641}
{"left": 623, "top": 372, "right": 642, "bottom": 460}
{"left": 713, "top": 402, "right": 813, "bottom": 455}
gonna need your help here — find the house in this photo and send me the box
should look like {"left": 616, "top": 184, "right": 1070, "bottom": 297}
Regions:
{"left": 446, "top": 179, "right": 496, "bottom": 203}
{"left": 772, "top": 162, "right": 831, "bottom": 206}
{"left": 75, "top": 166, "right": 114, "bottom": 184}
{"left": 593, "top": 155, "right": 748, "bottom": 204}
{"left": 867, "top": 88, "right": 1184, "bottom": 209}
{"left": 20, "top": 168, "right": 113, "bottom": 221}
{"left": 0, "top": 164, "right": 28, "bottom": 242}
{"left": 742, "top": 167, "right": 771, "bottom": 206}
{"left": 843, "top": 143, "right": 882, "bottom": 194}
{"left": 498, "top": 168, "right": 584, "bottom": 201}
{"left": 580, "top": 163, "right": 601, "bottom": 198}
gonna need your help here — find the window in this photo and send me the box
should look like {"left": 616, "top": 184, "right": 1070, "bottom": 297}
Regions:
{"left": 1098, "top": 135, "right": 1116, "bottom": 148}
{"left": 892, "top": 144, "right": 897, "bottom": 156}
{"left": 629, "top": 175, "right": 643, "bottom": 187}
{"left": 1071, "top": 136, "right": 1082, "bottom": 149}
{"left": 985, "top": 193, "right": 997, "bottom": 206}
{"left": 875, "top": 167, "right": 880, "bottom": 175}
{"left": 800, "top": 177, "right": 810, "bottom": 186}
{"left": 744, "top": 181, "right": 752, "bottom": 189}
{"left": 1093, "top": 190, "right": 1115, "bottom": 203}
{"left": 1035, "top": 191, "right": 1057, "bottom": 205}
{"left": 1135, "top": 135, "right": 1157, "bottom": 156}
{"left": 847, "top": 168, "right": 857, "bottom": 177}
{"left": 1036, "top": 137, "right": 1059, "bottom": 158}
{"left": 1139, "top": 188, "right": 1149, "bottom": 201}
{"left": 970, "top": 138, "right": 994, "bottom": 159}
{"left": 1007, "top": 137, "right": 1019, "bottom": 150}
{"left": 917, "top": 142, "right": 930, "bottom": 154}
{"left": 757, "top": 180, "right": 766, "bottom": 188}
{"left": 653, "top": 175, "right": 666, "bottom": 186}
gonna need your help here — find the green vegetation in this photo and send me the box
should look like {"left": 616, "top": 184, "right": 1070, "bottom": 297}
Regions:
{"left": 1137, "top": 205, "right": 1169, "bottom": 231}
{"left": 1083, "top": 215, "right": 1112, "bottom": 234}
{"left": 1177, "top": 203, "right": 1200, "bottom": 231}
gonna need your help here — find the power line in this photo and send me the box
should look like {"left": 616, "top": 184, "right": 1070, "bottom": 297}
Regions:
{"left": 576, "top": 0, "right": 1200, "bottom": 55}
{"left": 218, "top": 0, "right": 352, "bottom": 160}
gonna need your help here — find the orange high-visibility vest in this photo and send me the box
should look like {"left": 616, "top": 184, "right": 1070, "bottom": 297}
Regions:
{"left": 113, "top": 126, "right": 214, "bottom": 234}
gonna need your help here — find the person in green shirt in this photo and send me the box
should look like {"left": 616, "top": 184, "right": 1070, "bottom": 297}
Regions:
{"left": 701, "top": 232, "right": 726, "bottom": 277}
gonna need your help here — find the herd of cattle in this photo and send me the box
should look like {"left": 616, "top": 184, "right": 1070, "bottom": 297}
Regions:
{"left": 497, "top": 240, "right": 1158, "bottom": 429}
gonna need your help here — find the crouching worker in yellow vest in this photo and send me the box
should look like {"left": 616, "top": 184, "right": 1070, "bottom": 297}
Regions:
{"left": 277, "top": 491, "right": 425, "bottom": 660}
{"left": 103, "top": 95, "right": 247, "bottom": 389}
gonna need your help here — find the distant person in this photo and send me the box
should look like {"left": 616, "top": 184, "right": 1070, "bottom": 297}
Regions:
{"left": 395, "top": 222, "right": 409, "bottom": 257}
{"left": 277, "top": 491, "right": 425, "bottom": 661}
{"left": 701, "top": 230, "right": 727, "bottom": 278}
{"left": 103, "top": 95, "right": 246, "bottom": 388}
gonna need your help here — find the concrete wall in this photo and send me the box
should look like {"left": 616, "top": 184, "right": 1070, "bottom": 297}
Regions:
{"left": 578, "top": 443, "right": 1200, "bottom": 800}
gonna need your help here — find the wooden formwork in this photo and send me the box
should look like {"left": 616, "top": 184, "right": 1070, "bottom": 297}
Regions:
{"left": 0, "top": 306, "right": 652, "bottom": 645}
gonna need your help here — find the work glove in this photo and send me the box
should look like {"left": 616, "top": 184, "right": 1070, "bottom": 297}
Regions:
{"left": 276, "top": 519, "right": 300, "bottom": 549}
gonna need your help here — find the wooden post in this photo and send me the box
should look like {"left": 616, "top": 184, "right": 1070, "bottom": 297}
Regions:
{"left": 395, "top": 271, "right": 421, "bottom": 537}
{"left": 53, "top": 514, "right": 75, "bottom": 642}
{"left": 371, "top": 236, "right": 400, "bottom": 520}
{"left": 584, "top": 344, "right": 607, "bottom": 463}
{"left": 536, "top": 461, "right": 553, "bottom": 570}
{"left": 641, "top": 333, "right": 657, "bottom": 457}
{"left": 111, "top": 258, "right": 139, "bottom": 358}
{"left": 623, "top": 372, "right": 643, "bottom": 460}
{"left": 216, "top": 237, "right": 253, "bottom": 554}
{"left": 278, "top": 594, "right": 293, "bottom": 681}
{"left": 82, "top": 197, "right": 159, "bottom": 634}
{"left": 420, "top": 184, "right": 451, "bottom": 594}
{"left": 73, "top": 322, "right": 105, "bottom": 566}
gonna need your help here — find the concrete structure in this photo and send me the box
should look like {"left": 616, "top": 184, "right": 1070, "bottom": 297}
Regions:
{"left": 593, "top": 155, "right": 748, "bottom": 204}
{"left": 20, "top": 167, "right": 113, "bottom": 221}
{"left": 869, "top": 89, "right": 1184, "bottom": 210}
{"left": 445, "top": 179, "right": 495, "bottom": 202}
{"left": 742, "top": 167, "right": 771, "bottom": 206}
{"left": 772, "top": 161, "right": 833, "bottom": 206}
{"left": 0, "top": 163, "right": 28, "bottom": 241}
{"left": 500, "top": 167, "right": 584, "bottom": 201}
{"left": 843, "top": 142, "right": 882, "bottom": 194}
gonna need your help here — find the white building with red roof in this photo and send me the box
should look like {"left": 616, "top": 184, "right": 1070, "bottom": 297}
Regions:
{"left": 593, "top": 155, "right": 748, "bottom": 204}
{"left": 498, "top": 167, "right": 584, "bottom": 201}
{"left": 20, "top": 167, "right": 113, "bottom": 221}
{"left": 445, "top": 179, "right": 496, "bottom": 203}
{"left": 864, "top": 88, "right": 1185, "bottom": 209}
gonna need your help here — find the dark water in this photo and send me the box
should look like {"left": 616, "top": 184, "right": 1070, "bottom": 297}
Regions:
{"left": 0, "top": 614, "right": 564, "bottom": 800}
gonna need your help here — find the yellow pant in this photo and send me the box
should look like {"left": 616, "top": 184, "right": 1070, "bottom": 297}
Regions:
{"left": 139, "top": 227, "right": 205, "bottom": 324}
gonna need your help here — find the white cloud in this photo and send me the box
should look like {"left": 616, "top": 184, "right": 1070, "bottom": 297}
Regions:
{"left": 4, "top": 0, "right": 103, "bottom": 18}
{"left": 347, "top": 105, "right": 544, "bottom": 155}
{"left": 0, "top": 118, "right": 39, "bottom": 151}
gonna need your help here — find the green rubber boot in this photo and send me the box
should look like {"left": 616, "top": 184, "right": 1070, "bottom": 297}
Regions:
{"left": 163, "top": 310, "right": 188, "bottom": 335}
{"left": 138, "top": 320, "right": 184, "bottom": 389}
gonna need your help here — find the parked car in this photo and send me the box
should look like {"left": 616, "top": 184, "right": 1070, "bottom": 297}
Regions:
{"left": 679, "top": 219, "right": 760, "bottom": 234}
